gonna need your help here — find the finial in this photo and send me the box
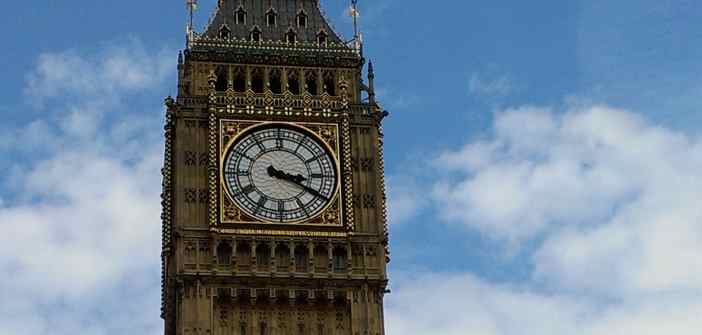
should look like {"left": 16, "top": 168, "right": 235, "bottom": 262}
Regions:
{"left": 178, "top": 51, "right": 183, "bottom": 65}
{"left": 349, "top": 0, "right": 362, "bottom": 52}
{"left": 368, "top": 59, "right": 376, "bottom": 105}
{"left": 186, "top": 0, "right": 198, "bottom": 47}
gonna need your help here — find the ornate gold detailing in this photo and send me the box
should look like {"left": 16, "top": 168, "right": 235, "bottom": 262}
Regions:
{"left": 213, "top": 118, "right": 350, "bottom": 231}
{"left": 341, "top": 117, "right": 355, "bottom": 232}
{"left": 160, "top": 96, "right": 175, "bottom": 318}
{"left": 210, "top": 90, "right": 347, "bottom": 111}
{"left": 208, "top": 112, "right": 218, "bottom": 228}
{"left": 214, "top": 228, "right": 348, "bottom": 238}
{"left": 376, "top": 124, "right": 390, "bottom": 263}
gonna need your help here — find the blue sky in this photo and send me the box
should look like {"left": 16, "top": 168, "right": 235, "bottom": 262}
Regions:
{"left": 1, "top": 1, "right": 702, "bottom": 334}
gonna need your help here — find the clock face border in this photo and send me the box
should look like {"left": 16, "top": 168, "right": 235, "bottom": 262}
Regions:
{"left": 216, "top": 119, "right": 347, "bottom": 229}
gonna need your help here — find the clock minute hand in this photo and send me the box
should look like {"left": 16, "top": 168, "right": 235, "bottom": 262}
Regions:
{"left": 267, "top": 165, "right": 328, "bottom": 200}
{"left": 293, "top": 181, "right": 329, "bottom": 201}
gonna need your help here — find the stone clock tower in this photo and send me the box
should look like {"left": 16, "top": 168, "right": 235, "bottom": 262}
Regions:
{"left": 160, "top": 1, "right": 389, "bottom": 334}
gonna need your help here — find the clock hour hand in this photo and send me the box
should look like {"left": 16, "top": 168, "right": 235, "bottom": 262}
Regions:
{"left": 267, "top": 166, "right": 307, "bottom": 183}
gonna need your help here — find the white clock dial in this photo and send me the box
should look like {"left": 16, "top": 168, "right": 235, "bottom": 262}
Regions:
{"left": 223, "top": 124, "right": 338, "bottom": 223}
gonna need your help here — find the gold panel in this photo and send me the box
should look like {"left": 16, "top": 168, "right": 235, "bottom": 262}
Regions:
{"left": 213, "top": 118, "right": 353, "bottom": 231}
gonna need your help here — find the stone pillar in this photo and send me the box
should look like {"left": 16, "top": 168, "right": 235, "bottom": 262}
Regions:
{"left": 270, "top": 241, "right": 277, "bottom": 273}
{"left": 307, "top": 240, "right": 315, "bottom": 274}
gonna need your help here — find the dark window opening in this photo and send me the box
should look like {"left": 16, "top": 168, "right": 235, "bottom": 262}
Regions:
{"left": 333, "top": 247, "right": 347, "bottom": 273}
{"left": 260, "top": 322, "right": 268, "bottom": 335}
{"left": 236, "top": 242, "right": 251, "bottom": 269}
{"left": 251, "top": 69, "right": 264, "bottom": 93}
{"left": 217, "top": 242, "right": 233, "bottom": 265}
{"left": 266, "top": 9, "right": 277, "bottom": 26}
{"left": 317, "top": 31, "right": 328, "bottom": 45}
{"left": 233, "top": 68, "right": 246, "bottom": 92}
{"left": 219, "top": 25, "right": 231, "bottom": 39}
{"left": 297, "top": 12, "right": 308, "bottom": 28}
{"left": 294, "top": 246, "right": 307, "bottom": 272}
{"left": 251, "top": 28, "right": 262, "bottom": 42}
{"left": 269, "top": 70, "right": 282, "bottom": 94}
{"left": 256, "top": 243, "right": 270, "bottom": 271}
{"left": 305, "top": 72, "right": 318, "bottom": 95}
{"left": 287, "top": 73, "right": 300, "bottom": 95}
{"left": 215, "top": 66, "right": 228, "bottom": 92}
{"left": 236, "top": 8, "right": 247, "bottom": 24}
{"left": 286, "top": 30, "right": 297, "bottom": 44}
{"left": 240, "top": 323, "right": 247, "bottom": 335}
{"left": 323, "top": 72, "right": 336, "bottom": 95}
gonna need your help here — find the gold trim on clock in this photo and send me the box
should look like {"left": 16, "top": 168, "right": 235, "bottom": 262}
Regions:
{"left": 217, "top": 119, "right": 345, "bottom": 227}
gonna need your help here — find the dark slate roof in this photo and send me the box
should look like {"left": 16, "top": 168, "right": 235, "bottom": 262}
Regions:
{"left": 203, "top": 0, "right": 345, "bottom": 44}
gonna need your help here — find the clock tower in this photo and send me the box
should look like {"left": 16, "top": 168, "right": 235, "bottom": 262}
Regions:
{"left": 160, "top": 1, "right": 390, "bottom": 334}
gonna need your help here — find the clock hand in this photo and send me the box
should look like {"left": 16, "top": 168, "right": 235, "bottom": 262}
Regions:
{"left": 267, "top": 166, "right": 328, "bottom": 201}
{"left": 293, "top": 181, "right": 329, "bottom": 201}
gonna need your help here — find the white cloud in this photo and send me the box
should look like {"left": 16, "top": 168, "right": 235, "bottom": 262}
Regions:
{"left": 386, "top": 272, "right": 702, "bottom": 335}
{"left": 0, "top": 39, "right": 172, "bottom": 334}
{"left": 407, "top": 104, "right": 702, "bottom": 334}
{"left": 25, "top": 38, "right": 172, "bottom": 104}
{"left": 387, "top": 175, "right": 425, "bottom": 225}
{"left": 468, "top": 72, "right": 514, "bottom": 98}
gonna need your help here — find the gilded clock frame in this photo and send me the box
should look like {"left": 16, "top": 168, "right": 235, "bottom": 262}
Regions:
{"left": 211, "top": 117, "right": 353, "bottom": 233}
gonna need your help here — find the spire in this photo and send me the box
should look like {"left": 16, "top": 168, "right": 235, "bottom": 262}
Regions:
{"left": 368, "top": 59, "right": 376, "bottom": 105}
{"left": 349, "top": 0, "right": 362, "bottom": 53}
{"left": 186, "top": 0, "right": 198, "bottom": 47}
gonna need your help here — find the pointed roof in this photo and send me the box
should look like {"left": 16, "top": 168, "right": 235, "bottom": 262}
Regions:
{"left": 203, "top": 0, "right": 344, "bottom": 44}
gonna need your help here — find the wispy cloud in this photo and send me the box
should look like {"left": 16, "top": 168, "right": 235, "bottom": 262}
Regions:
{"left": 385, "top": 104, "right": 702, "bottom": 334}
{"left": 468, "top": 72, "right": 515, "bottom": 99}
{"left": 0, "top": 38, "right": 173, "bottom": 335}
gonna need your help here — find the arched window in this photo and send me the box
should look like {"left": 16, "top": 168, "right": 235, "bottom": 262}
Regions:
{"left": 332, "top": 247, "right": 347, "bottom": 273}
{"left": 305, "top": 70, "right": 318, "bottom": 95}
{"left": 275, "top": 243, "right": 290, "bottom": 271}
{"left": 323, "top": 71, "right": 336, "bottom": 95}
{"left": 317, "top": 31, "right": 328, "bottom": 45}
{"left": 251, "top": 68, "right": 264, "bottom": 93}
{"left": 294, "top": 246, "right": 307, "bottom": 272}
{"left": 314, "top": 245, "right": 327, "bottom": 273}
{"left": 236, "top": 242, "right": 251, "bottom": 271}
{"left": 217, "top": 242, "right": 233, "bottom": 266}
{"left": 232, "top": 67, "right": 246, "bottom": 92}
{"left": 266, "top": 9, "right": 277, "bottom": 26}
{"left": 286, "top": 29, "right": 297, "bottom": 44}
{"left": 219, "top": 25, "right": 231, "bottom": 39}
{"left": 269, "top": 69, "right": 282, "bottom": 94}
{"left": 251, "top": 27, "right": 262, "bottom": 42}
{"left": 215, "top": 66, "right": 228, "bottom": 92}
{"left": 297, "top": 11, "right": 308, "bottom": 28}
{"left": 287, "top": 71, "right": 300, "bottom": 94}
{"left": 256, "top": 243, "right": 271, "bottom": 271}
{"left": 236, "top": 7, "right": 247, "bottom": 24}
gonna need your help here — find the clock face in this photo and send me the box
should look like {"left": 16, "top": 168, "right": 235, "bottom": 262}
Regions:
{"left": 223, "top": 124, "right": 338, "bottom": 223}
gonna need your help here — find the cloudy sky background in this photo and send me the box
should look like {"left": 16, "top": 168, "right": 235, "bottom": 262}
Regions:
{"left": 1, "top": 0, "right": 701, "bottom": 334}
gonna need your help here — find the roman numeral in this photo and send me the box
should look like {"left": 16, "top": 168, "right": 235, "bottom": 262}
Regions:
{"left": 276, "top": 129, "right": 284, "bottom": 148}
{"left": 233, "top": 184, "right": 256, "bottom": 197}
{"left": 305, "top": 156, "right": 319, "bottom": 164}
{"left": 252, "top": 133, "right": 266, "bottom": 151}
{"left": 295, "top": 197, "right": 310, "bottom": 218}
{"left": 254, "top": 196, "right": 268, "bottom": 214}
{"left": 278, "top": 201, "right": 285, "bottom": 222}
{"left": 310, "top": 173, "right": 324, "bottom": 179}
{"left": 234, "top": 150, "right": 254, "bottom": 161}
